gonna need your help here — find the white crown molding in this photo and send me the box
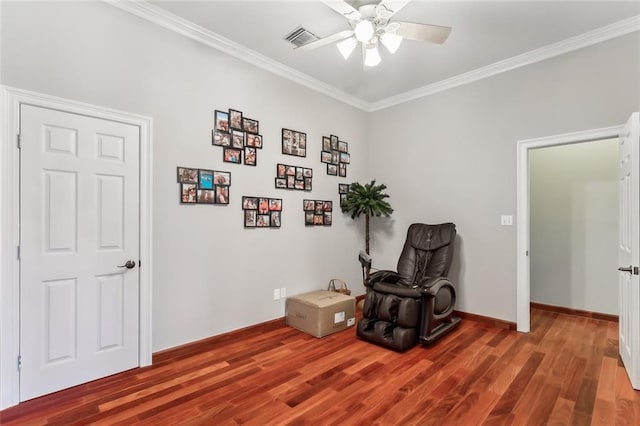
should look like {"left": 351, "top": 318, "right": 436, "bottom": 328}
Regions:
{"left": 106, "top": 0, "right": 370, "bottom": 111}
{"left": 368, "top": 14, "right": 640, "bottom": 111}
{"left": 106, "top": 1, "right": 639, "bottom": 112}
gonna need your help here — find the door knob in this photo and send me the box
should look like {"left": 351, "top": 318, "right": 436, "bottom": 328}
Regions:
{"left": 618, "top": 266, "right": 639, "bottom": 275}
{"left": 117, "top": 260, "right": 136, "bottom": 269}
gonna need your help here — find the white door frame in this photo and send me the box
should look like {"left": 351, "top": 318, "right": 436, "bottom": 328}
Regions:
{"left": 516, "top": 125, "right": 623, "bottom": 332}
{"left": 0, "top": 86, "right": 153, "bottom": 409}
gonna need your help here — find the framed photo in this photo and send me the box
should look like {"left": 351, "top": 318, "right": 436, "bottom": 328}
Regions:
{"left": 270, "top": 211, "right": 281, "bottom": 227}
{"left": 294, "top": 180, "right": 304, "bottom": 190}
{"left": 229, "top": 109, "right": 243, "bottom": 130}
{"left": 213, "top": 171, "right": 231, "bottom": 186}
{"left": 323, "top": 201, "right": 332, "bottom": 212}
{"left": 340, "top": 193, "right": 347, "bottom": 207}
{"left": 287, "top": 175, "right": 295, "bottom": 188}
{"left": 197, "top": 189, "right": 214, "bottom": 204}
{"left": 275, "top": 178, "right": 287, "bottom": 188}
{"left": 177, "top": 167, "right": 198, "bottom": 183}
{"left": 303, "top": 199, "right": 315, "bottom": 211}
{"left": 315, "top": 201, "right": 324, "bottom": 214}
{"left": 323, "top": 212, "right": 332, "bottom": 225}
{"left": 303, "top": 168, "right": 312, "bottom": 178}
{"left": 246, "top": 133, "right": 262, "bottom": 148}
{"left": 338, "top": 184, "right": 350, "bottom": 194}
{"left": 327, "top": 163, "right": 338, "bottom": 176}
{"left": 215, "top": 186, "right": 229, "bottom": 204}
{"left": 277, "top": 164, "right": 286, "bottom": 178}
{"left": 231, "top": 130, "right": 244, "bottom": 149}
{"left": 242, "top": 117, "right": 259, "bottom": 134}
{"left": 295, "top": 167, "right": 303, "bottom": 181}
{"left": 322, "top": 136, "right": 331, "bottom": 151}
{"left": 212, "top": 129, "right": 231, "bottom": 147}
{"left": 223, "top": 147, "right": 242, "bottom": 164}
{"left": 305, "top": 212, "right": 314, "bottom": 225}
{"left": 242, "top": 196, "right": 258, "bottom": 210}
{"left": 258, "top": 198, "right": 269, "bottom": 214}
{"left": 286, "top": 165, "right": 296, "bottom": 176}
{"left": 304, "top": 177, "right": 312, "bottom": 191}
{"left": 215, "top": 110, "right": 229, "bottom": 132}
{"left": 331, "top": 151, "right": 339, "bottom": 164}
{"left": 330, "top": 135, "right": 339, "bottom": 150}
{"left": 313, "top": 215, "right": 324, "bottom": 225}
{"left": 244, "top": 147, "right": 257, "bottom": 166}
{"left": 282, "top": 128, "right": 307, "bottom": 157}
{"left": 269, "top": 198, "right": 282, "bottom": 211}
{"left": 338, "top": 141, "right": 348, "bottom": 153}
{"left": 339, "top": 152, "right": 350, "bottom": 164}
{"left": 198, "top": 169, "right": 213, "bottom": 189}
{"left": 245, "top": 210, "right": 257, "bottom": 227}
{"left": 257, "top": 214, "right": 270, "bottom": 227}
{"left": 339, "top": 163, "right": 347, "bottom": 177}
{"left": 181, "top": 183, "right": 197, "bottom": 203}
{"left": 321, "top": 151, "right": 332, "bottom": 163}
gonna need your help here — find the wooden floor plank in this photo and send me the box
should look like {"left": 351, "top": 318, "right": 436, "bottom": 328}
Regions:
{"left": 1, "top": 307, "right": 637, "bottom": 425}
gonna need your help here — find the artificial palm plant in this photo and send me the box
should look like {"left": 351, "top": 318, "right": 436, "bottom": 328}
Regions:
{"left": 341, "top": 180, "right": 394, "bottom": 256}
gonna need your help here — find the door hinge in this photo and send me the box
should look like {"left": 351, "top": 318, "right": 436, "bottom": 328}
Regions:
{"left": 526, "top": 250, "right": 529, "bottom": 256}
{"left": 138, "top": 260, "right": 142, "bottom": 268}
{"left": 17, "top": 245, "right": 20, "bottom": 260}
{"left": 634, "top": 266, "right": 639, "bottom": 275}
{"left": 16, "top": 134, "right": 21, "bottom": 149}
{"left": 18, "top": 355, "right": 21, "bottom": 370}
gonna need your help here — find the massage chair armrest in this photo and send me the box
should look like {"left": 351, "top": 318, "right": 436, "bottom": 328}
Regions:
{"left": 419, "top": 277, "right": 453, "bottom": 297}
{"left": 366, "top": 270, "right": 400, "bottom": 288}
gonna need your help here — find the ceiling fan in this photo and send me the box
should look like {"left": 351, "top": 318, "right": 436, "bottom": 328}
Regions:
{"left": 297, "top": 0, "right": 452, "bottom": 67}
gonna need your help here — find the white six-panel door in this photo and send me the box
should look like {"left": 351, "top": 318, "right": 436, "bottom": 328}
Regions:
{"left": 19, "top": 104, "right": 140, "bottom": 401}
{"left": 618, "top": 112, "right": 640, "bottom": 390}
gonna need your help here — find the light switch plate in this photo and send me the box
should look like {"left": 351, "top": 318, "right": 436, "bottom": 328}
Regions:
{"left": 273, "top": 288, "right": 280, "bottom": 300}
{"left": 501, "top": 215, "right": 513, "bottom": 226}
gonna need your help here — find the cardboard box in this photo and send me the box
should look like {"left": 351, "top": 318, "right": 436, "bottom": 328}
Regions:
{"left": 286, "top": 290, "right": 356, "bottom": 338}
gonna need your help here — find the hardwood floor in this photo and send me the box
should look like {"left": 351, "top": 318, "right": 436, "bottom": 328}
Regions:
{"left": 1, "top": 308, "right": 637, "bottom": 425}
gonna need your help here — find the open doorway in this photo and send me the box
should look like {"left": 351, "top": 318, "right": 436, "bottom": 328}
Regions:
{"left": 516, "top": 125, "right": 624, "bottom": 332}
{"left": 529, "top": 139, "right": 618, "bottom": 317}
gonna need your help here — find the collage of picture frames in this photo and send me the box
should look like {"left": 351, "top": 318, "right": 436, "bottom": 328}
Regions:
{"left": 213, "top": 108, "right": 262, "bottom": 166}
{"left": 177, "top": 167, "right": 231, "bottom": 204}
{"left": 178, "top": 106, "right": 355, "bottom": 228}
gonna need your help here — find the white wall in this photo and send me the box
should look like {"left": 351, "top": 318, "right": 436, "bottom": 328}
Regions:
{"left": 367, "top": 33, "right": 640, "bottom": 322}
{"left": 530, "top": 139, "right": 618, "bottom": 315}
{"left": 0, "top": 1, "right": 368, "bottom": 351}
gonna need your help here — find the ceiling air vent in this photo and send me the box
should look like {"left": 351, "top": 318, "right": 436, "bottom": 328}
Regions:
{"left": 284, "top": 26, "right": 319, "bottom": 48}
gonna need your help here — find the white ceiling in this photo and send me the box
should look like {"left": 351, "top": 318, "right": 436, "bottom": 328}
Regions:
{"left": 142, "top": 1, "right": 640, "bottom": 108}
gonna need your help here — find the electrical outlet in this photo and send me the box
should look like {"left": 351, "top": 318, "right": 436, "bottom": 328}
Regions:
{"left": 280, "top": 287, "right": 286, "bottom": 299}
{"left": 501, "top": 215, "right": 513, "bottom": 226}
{"left": 273, "top": 288, "right": 280, "bottom": 300}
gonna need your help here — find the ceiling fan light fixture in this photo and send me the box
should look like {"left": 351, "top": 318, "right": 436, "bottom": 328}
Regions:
{"left": 337, "top": 37, "right": 357, "bottom": 59}
{"left": 363, "top": 41, "right": 381, "bottom": 67}
{"left": 381, "top": 31, "right": 402, "bottom": 54}
{"left": 354, "top": 20, "right": 375, "bottom": 42}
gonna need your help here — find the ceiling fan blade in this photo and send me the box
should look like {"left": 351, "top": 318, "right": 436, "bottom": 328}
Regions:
{"left": 395, "top": 21, "right": 452, "bottom": 44}
{"left": 295, "top": 29, "right": 354, "bottom": 51}
{"left": 321, "top": 0, "right": 361, "bottom": 21}
{"left": 376, "top": 0, "right": 411, "bottom": 19}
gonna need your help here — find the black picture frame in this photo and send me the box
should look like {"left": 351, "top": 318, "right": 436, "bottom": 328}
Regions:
{"left": 246, "top": 133, "right": 262, "bottom": 149}
{"left": 177, "top": 167, "right": 198, "bottom": 183}
{"left": 198, "top": 169, "right": 213, "bottom": 189}
{"left": 304, "top": 199, "right": 333, "bottom": 226}
{"left": 330, "top": 135, "right": 339, "bottom": 150}
{"left": 275, "top": 178, "right": 287, "bottom": 188}
{"left": 338, "top": 141, "right": 348, "bottom": 153}
{"left": 229, "top": 109, "right": 243, "bottom": 130}
{"left": 242, "top": 117, "right": 259, "bottom": 134}
{"left": 231, "top": 129, "right": 244, "bottom": 149}
{"left": 327, "top": 163, "right": 338, "bottom": 176}
{"left": 339, "top": 152, "right": 350, "bottom": 164}
{"left": 242, "top": 196, "right": 258, "bottom": 210}
{"left": 322, "top": 136, "right": 331, "bottom": 151}
{"left": 282, "top": 128, "right": 307, "bottom": 157}
{"left": 181, "top": 183, "right": 197, "bottom": 203}
{"left": 213, "top": 170, "right": 231, "bottom": 186}
{"left": 321, "top": 151, "right": 332, "bottom": 163}
{"left": 215, "top": 110, "right": 229, "bottom": 132}
{"left": 339, "top": 163, "right": 347, "bottom": 177}
{"left": 197, "top": 189, "right": 215, "bottom": 204}
{"left": 212, "top": 129, "right": 231, "bottom": 147}
{"left": 215, "top": 185, "right": 229, "bottom": 204}
{"left": 244, "top": 147, "right": 257, "bottom": 166}
{"left": 245, "top": 209, "right": 257, "bottom": 227}
{"left": 338, "top": 184, "right": 350, "bottom": 194}
{"left": 223, "top": 147, "right": 242, "bottom": 164}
